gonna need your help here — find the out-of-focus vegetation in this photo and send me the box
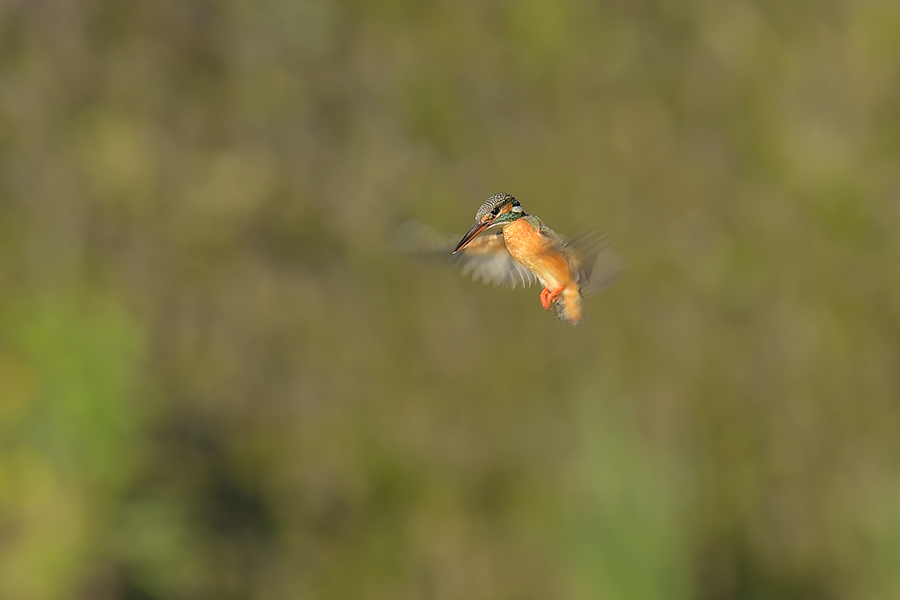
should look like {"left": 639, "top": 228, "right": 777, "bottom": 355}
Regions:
{"left": 1, "top": 0, "right": 899, "bottom": 598}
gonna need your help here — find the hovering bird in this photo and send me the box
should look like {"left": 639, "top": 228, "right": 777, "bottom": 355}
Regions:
{"left": 396, "top": 193, "right": 622, "bottom": 325}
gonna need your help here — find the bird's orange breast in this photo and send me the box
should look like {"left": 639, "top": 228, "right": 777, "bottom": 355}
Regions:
{"left": 502, "top": 219, "right": 575, "bottom": 289}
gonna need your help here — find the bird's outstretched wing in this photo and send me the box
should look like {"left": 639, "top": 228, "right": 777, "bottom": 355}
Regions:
{"left": 393, "top": 219, "right": 538, "bottom": 289}
{"left": 455, "top": 231, "right": 539, "bottom": 289}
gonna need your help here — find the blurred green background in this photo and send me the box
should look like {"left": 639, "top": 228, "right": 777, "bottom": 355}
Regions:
{"left": 2, "top": 0, "right": 900, "bottom": 598}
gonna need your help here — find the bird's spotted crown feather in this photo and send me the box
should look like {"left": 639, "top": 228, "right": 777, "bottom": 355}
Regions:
{"left": 475, "top": 193, "right": 517, "bottom": 222}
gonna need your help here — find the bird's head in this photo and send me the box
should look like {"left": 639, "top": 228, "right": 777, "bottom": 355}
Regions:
{"left": 453, "top": 193, "right": 525, "bottom": 253}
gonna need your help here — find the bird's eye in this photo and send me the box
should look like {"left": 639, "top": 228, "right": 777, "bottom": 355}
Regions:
{"left": 491, "top": 207, "right": 500, "bottom": 216}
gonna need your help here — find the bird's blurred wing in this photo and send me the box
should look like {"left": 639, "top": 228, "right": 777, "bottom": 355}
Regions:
{"left": 566, "top": 232, "right": 625, "bottom": 296}
{"left": 454, "top": 232, "right": 538, "bottom": 289}
{"left": 393, "top": 219, "right": 538, "bottom": 289}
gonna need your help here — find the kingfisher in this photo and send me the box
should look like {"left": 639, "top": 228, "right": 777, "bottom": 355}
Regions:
{"left": 396, "top": 193, "right": 622, "bottom": 325}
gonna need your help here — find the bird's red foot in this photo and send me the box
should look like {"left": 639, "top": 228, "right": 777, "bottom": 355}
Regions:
{"left": 540, "top": 286, "right": 565, "bottom": 310}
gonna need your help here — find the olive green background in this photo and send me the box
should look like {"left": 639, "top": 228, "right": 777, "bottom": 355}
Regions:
{"left": 2, "top": 1, "right": 899, "bottom": 599}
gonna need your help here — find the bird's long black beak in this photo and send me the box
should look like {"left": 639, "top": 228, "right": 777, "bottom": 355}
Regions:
{"left": 453, "top": 220, "right": 491, "bottom": 254}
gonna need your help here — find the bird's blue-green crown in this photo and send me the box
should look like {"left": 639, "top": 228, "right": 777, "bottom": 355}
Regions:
{"left": 475, "top": 193, "right": 521, "bottom": 221}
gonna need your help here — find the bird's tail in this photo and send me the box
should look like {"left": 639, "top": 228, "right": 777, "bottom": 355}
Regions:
{"left": 556, "top": 287, "right": 584, "bottom": 325}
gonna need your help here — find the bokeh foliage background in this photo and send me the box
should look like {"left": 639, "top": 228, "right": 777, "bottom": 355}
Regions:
{"left": 2, "top": 0, "right": 900, "bottom": 598}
